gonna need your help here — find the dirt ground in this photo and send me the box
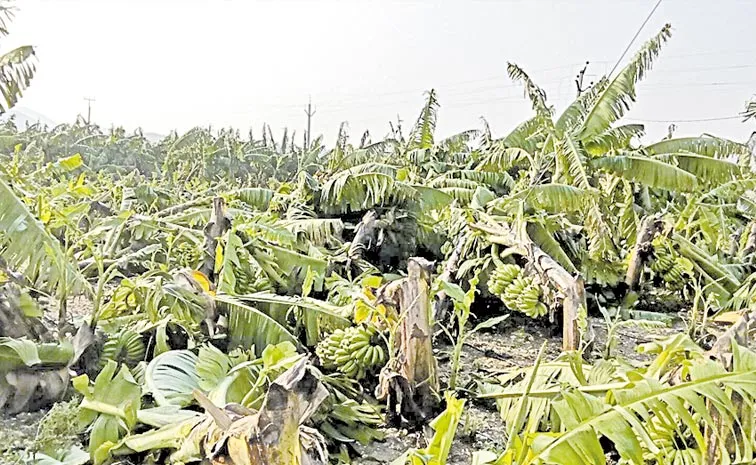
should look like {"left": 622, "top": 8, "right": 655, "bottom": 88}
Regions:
{"left": 0, "top": 311, "right": 689, "bottom": 465}
{"left": 352, "top": 314, "right": 686, "bottom": 465}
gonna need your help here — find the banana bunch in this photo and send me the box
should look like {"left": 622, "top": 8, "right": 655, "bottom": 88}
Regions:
{"left": 101, "top": 329, "right": 145, "bottom": 367}
{"left": 503, "top": 276, "right": 548, "bottom": 318}
{"left": 233, "top": 249, "right": 273, "bottom": 294}
{"left": 172, "top": 241, "right": 202, "bottom": 269}
{"left": 489, "top": 264, "right": 548, "bottom": 318}
{"left": 316, "top": 326, "right": 387, "bottom": 380}
{"left": 487, "top": 264, "right": 521, "bottom": 296}
{"left": 651, "top": 244, "right": 686, "bottom": 287}
{"left": 315, "top": 391, "right": 384, "bottom": 444}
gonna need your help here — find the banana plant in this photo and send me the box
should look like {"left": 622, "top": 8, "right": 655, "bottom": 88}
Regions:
{"left": 477, "top": 335, "right": 756, "bottom": 465}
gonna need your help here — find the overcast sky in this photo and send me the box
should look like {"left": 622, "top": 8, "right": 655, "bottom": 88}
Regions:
{"left": 8, "top": 0, "right": 756, "bottom": 145}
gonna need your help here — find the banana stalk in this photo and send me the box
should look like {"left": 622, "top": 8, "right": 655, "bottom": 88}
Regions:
{"left": 375, "top": 257, "right": 439, "bottom": 426}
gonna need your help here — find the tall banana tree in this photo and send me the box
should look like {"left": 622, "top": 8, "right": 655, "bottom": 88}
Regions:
{"left": 481, "top": 24, "right": 748, "bottom": 277}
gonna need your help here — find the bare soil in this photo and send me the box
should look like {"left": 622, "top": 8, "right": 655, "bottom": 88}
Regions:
{"left": 352, "top": 314, "right": 687, "bottom": 464}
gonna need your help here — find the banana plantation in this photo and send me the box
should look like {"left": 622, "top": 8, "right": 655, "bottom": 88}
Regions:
{"left": 4, "top": 23, "right": 756, "bottom": 465}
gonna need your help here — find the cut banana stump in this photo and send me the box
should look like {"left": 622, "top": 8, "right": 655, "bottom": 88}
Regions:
{"left": 316, "top": 325, "right": 387, "bottom": 380}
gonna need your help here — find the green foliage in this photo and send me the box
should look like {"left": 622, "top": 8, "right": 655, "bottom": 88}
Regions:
{"left": 1, "top": 17, "right": 755, "bottom": 465}
{"left": 481, "top": 337, "right": 756, "bottom": 465}
{"left": 591, "top": 155, "right": 699, "bottom": 192}
{"left": 0, "top": 177, "right": 92, "bottom": 297}
{"left": 73, "top": 361, "right": 141, "bottom": 464}
{"left": 579, "top": 24, "right": 671, "bottom": 139}
{"left": 144, "top": 350, "right": 201, "bottom": 407}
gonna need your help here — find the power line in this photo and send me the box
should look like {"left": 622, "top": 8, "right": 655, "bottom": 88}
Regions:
{"left": 661, "top": 48, "right": 756, "bottom": 60}
{"left": 652, "top": 64, "right": 756, "bottom": 74}
{"left": 626, "top": 115, "right": 741, "bottom": 123}
{"left": 609, "top": 0, "right": 664, "bottom": 76}
{"left": 249, "top": 57, "right": 755, "bottom": 112}
{"left": 315, "top": 80, "right": 753, "bottom": 115}
{"left": 303, "top": 64, "right": 755, "bottom": 114}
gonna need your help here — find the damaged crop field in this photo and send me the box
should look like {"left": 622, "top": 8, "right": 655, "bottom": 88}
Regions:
{"left": 2, "top": 20, "right": 756, "bottom": 465}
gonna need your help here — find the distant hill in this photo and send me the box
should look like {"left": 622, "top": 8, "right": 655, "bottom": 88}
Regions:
{"left": 0, "top": 107, "right": 56, "bottom": 128}
{"left": 0, "top": 108, "right": 166, "bottom": 142}
{"left": 143, "top": 132, "right": 165, "bottom": 143}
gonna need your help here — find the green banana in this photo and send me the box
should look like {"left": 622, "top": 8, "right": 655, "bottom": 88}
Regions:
{"left": 101, "top": 329, "right": 145, "bottom": 367}
{"left": 487, "top": 264, "right": 522, "bottom": 296}
{"left": 316, "top": 325, "right": 389, "bottom": 380}
{"left": 489, "top": 267, "right": 551, "bottom": 319}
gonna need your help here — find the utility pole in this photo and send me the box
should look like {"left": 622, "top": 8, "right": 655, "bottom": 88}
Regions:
{"left": 83, "top": 96, "right": 95, "bottom": 124}
{"left": 304, "top": 96, "right": 316, "bottom": 149}
{"left": 575, "top": 62, "right": 590, "bottom": 97}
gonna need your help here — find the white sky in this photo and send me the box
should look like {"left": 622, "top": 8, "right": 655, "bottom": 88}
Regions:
{"left": 8, "top": 0, "right": 756, "bottom": 145}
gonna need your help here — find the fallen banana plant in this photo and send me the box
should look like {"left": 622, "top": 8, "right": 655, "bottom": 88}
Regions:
{"left": 476, "top": 335, "right": 756, "bottom": 465}
{"left": 0, "top": 321, "right": 94, "bottom": 413}
{"left": 186, "top": 358, "right": 329, "bottom": 464}
{"left": 0, "top": 337, "right": 73, "bottom": 413}
{"left": 471, "top": 218, "right": 587, "bottom": 351}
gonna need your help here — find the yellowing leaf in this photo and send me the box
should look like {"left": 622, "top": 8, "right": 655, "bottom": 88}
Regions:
{"left": 302, "top": 266, "right": 315, "bottom": 298}
{"left": 213, "top": 242, "right": 224, "bottom": 276}
{"left": 56, "top": 153, "right": 84, "bottom": 171}
{"left": 355, "top": 300, "right": 371, "bottom": 324}
{"left": 712, "top": 311, "right": 742, "bottom": 324}
{"left": 362, "top": 275, "right": 383, "bottom": 289}
{"left": 191, "top": 270, "right": 214, "bottom": 295}
{"left": 363, "top": 287, "right": 377, "bottom": 301}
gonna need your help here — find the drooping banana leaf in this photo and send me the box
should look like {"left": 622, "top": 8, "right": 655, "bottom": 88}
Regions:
{"left": 215, "top": 294, "right": 299, "bottom": 355}
{"left": 578, "top": 25, "right": 671, "bottom": 139}
{"left": 227, "top": 187, "right": 275, "bottom": 210}
{"left": 655, "top": 153, "right": 740, "bottom": 184}
{"left": 0, "top": 178, "right": 92, "bottom": 297}
{"left": 144, "top": 350, "right": 201, "bottom": 407}
{"left": 645, "top": 136, "right": 749, "bottom": 158}
{"left": 591, "top": 155, "right": 699, "bottom": 192}
{"left": 0, "top": 45, "right": 37, "bottom": 113}
{"left": 526, "top": 222, "right": 577, "bottom": 273}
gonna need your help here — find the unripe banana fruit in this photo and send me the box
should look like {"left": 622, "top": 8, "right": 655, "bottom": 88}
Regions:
{"left": 316, "top": 326, "right": 387, "bottom": 380}
{"left": 651, "top": 244, "right": 687, "bottom": 288}
{"left": 489, "top": 264, "right": 549, "bottom": 318}
{"left": 101, "top": 329, "right": 145, "bottom": 367}
{"left": 487, "top": 264, "right": 521, "bottom": 296}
